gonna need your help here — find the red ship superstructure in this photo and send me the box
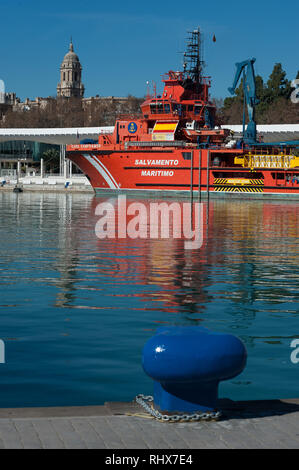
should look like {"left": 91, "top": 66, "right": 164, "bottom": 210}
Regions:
{"left": 66, "top": 28, "right": 299, "bottom": 197}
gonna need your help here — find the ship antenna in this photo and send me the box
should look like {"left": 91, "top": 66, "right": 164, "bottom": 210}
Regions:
{"left": 184, "top": 28, "right": 205, "bottom": 93}
{"left": 146, "top": 81, "right": 150, "bottom": 99}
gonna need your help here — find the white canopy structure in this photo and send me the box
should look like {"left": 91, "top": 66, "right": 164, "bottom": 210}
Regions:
{"left": 222, "top": 124, "right": 299, "bottom": 143}
{"left": 0, "top": 124, "right": 298, "bottom": 145}
{"left": 0, "top": 127, "right": 114, "bottom": 144}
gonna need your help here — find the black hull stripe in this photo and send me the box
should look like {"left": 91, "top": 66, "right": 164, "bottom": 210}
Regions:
{"left": 123, "top": 166, "right": 299, "bottom": 173}
{"left": 135, "top": 183, "right": 299, "bottom": 190}
{"left": 73, "top": 150, "right": 174, "bottom": 154}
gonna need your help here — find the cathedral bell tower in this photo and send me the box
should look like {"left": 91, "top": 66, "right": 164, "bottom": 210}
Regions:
{"left": 57, "top": 40, "right": 85, "bottom": 98}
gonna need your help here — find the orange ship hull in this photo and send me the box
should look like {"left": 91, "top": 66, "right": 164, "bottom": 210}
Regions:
{"left": 67, "top": 145, "right": 299, "bottom": 198}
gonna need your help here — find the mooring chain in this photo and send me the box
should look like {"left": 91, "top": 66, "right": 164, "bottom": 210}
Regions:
{"left": 135, "top": 394, "right": 222, "bottom": 423}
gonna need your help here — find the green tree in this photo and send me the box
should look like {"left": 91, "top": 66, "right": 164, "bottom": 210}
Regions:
{"left": 42, "top": 148, "right": 60, "bottom": 173}
{"left": 219, "top": 64, "right": 299, "bottom": 124}
{"left": 255, "top": 75, "right": 265, "bottom": 101}
{"left": 222, "top": 75, "right": 265, "bottom": 123}
{"left": 265, "top": 63, "right": 291, "bottom": 103}
{"left": 255, "top": 75, "right": 268, "bottom": 120}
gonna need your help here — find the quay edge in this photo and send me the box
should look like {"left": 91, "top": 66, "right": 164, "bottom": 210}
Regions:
{"left": 0, "top": 398, "right": 298, "bottom": 449}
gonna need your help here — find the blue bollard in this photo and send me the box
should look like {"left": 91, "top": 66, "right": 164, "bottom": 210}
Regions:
{"left": 142, "top": 326, "right": 247, "bottom": 413}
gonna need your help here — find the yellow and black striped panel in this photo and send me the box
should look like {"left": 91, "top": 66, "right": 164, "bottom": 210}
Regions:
{"left": 214, "top": 186, "right": 264, "bottom": 192}
{"left": 249, "top": 179, "right": 264, "bottom": 185}
{"left": 214, "top": 178, "right": 264, "bottom": 186}
{"left": 214, "top": 178, "right": 228, "bottom": 184}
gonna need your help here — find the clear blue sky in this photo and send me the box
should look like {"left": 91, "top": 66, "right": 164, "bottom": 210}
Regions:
{"left": 1, "top": 0, "right": 298, "bottom": 101}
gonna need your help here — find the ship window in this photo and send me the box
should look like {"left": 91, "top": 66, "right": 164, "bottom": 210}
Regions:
{"left": 194, "top": 105, "right": 200, "bottom": 115}
{"left": 156, "top": 102, "right": 164, "bottom": 114}
{"left": 272, "top": 173, "right": 285, "bottom": 180}
{"left": 164, "top": 103, "right": 170, "bottom": 113}
{"left": 150, "top": 102, "right": 164, "bottom": 114}
{"left": 182, "top": 152, "right": 191, "bottom": 160}
{"left": 188, "top": 105, "right": 193, "bottom": 111}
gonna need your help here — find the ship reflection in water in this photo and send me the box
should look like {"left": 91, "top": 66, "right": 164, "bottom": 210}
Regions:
{"left": 0, "top": 192, "right": 298, "bottom": 407}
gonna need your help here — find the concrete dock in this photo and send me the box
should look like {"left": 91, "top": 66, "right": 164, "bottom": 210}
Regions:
{"left": 0, "top": 398, "right": 298, "bottom": 449}
{"left": 0, "top": 182, "right": 93, "bottom": 193}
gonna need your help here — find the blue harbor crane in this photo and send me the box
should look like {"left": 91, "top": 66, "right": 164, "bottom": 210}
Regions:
{"left": 228, "top": 58, "right": 259, "bottom": 145}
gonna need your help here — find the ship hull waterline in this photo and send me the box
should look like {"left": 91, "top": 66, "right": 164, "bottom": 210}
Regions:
{"left": 68, "top": 149, "right": 299, "bottom": 200}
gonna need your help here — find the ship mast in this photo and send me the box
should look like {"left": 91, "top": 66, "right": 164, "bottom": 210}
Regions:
{"left": 183, "top": 28, "right": 204, "bottom": 93}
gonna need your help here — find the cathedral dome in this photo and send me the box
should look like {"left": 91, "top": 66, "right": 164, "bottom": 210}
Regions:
{"left": 62, "top": 41, "right": 80, "bottom": 64}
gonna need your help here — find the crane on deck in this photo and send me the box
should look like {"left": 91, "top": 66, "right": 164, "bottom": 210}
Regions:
{"left": 228, "top": 58, "right": 259, "bottom": 145}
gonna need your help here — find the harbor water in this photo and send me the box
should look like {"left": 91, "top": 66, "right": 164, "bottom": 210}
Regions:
{"left": 0, "top": 191, "right": 298, "bottom": 408}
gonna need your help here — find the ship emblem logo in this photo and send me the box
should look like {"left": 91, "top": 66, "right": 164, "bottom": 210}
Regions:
{"left": 128, "top": 122, "right": 137, "bottom": 133}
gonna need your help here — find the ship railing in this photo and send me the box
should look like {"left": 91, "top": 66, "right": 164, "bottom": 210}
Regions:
{"left": 239, "top": 153, "right": 299, "bottom": 169}
{"left": 201, "top": 76, "right": 212, "bottom": 87}
{"left": 117, "top": 113, "right": 143, "bottom": 120}
{"left": 162, "top": 72, "right": 211, "bottom": 87}
{"left": 162, "top": 71, "right": 184, "bottom": 81}
{"left": 124, "top": 140, "right": 191, "bottom": 149}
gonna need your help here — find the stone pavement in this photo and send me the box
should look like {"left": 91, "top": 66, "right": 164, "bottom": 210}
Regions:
{"left": 0, "top": 399, "right": 298, "bottom": 449}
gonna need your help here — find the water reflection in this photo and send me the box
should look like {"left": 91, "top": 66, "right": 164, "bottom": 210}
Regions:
{"left": 2, "top": 192, "right": 297, "bottom": 321}
{"left": 0, "top": 191, "right": 298, "bottom": 405}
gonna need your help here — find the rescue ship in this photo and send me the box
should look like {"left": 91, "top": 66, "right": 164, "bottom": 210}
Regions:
{"left": 66, "top": 28, "right": 299, "bottom": 198}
